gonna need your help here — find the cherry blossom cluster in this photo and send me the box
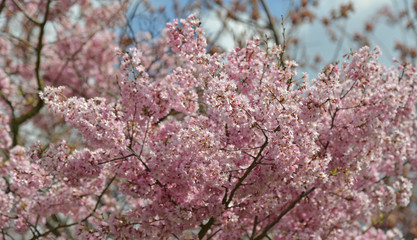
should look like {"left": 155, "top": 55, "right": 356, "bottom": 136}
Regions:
{"left": 40, "top": 87, "right": 127, "bottom": 151}
{"left": 1, "top": 14, "right": 416, "bottom": 239}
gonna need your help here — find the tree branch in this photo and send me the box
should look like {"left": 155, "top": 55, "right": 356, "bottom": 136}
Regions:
{"left": 224, "top": 128, "right": 269, "bottom": 208}
{"left": 198, "top": 217, "right": 215, "bottom": 240}
{"left": 254, "top": 187, "right": 316, "bottom": 240}
{"left": 11, "top": 0, "right": 51, "bottom": 146}
{"left": 259, "top": 0, "right": 280, "bottom": 46}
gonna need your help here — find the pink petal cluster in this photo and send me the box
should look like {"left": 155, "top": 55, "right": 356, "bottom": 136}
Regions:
{"left": 40, "top": 87, "right": 128, "bottom": 151}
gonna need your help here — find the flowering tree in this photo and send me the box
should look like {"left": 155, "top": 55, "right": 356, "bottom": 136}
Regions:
{"left": 0, "top": 7, "right": 417, "bottom": 238}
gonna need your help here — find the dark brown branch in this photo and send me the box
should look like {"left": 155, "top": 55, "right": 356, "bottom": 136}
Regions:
{"left": 154, "top": 109, "right": 182, "bottom": 126}
{"left": 224, "top": 128, "right": 269, "bottom": 208}
{"left": 86, "top": 176, "right": 116, "bottom": 218}
{"left": 0, "top": 91, "right": 15, "bottom": 116}
{"left": 118, "top": 0, "right": 139, "bottom": 47}
{"left": 198, "top": 217, "right": 215, "bottom": 239}
{"left": 249, "top": 215, "right": 259, "bottom": 239}
{"left": 0, "top": 0, "right": 6, "bottom": 15}
{"left": 206, "top": 227, "right": 221, "bottom": 239}
{"left": 11, "top": 0, "right": 52, "bottom": 146}
{"left": 340, "top": 79, "right": 358, "bottom": 99}
{"left": 127, "top": 119, "right": 152, "bottom": 172}
{"left": 254, "top": 187, "right": 316, "bottom": 240}
{"left": 45, "top": 215, "right": 61, "bottom": 237}
{"left": 197, "top": 128, "right": 268, "bottom": 239}
{"left": 259, "top": 0, "right": 280, "bottom": 46}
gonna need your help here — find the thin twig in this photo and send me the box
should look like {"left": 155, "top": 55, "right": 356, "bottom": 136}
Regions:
{"left": 11, "top": 0, "right": 41, "bottom": 25}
